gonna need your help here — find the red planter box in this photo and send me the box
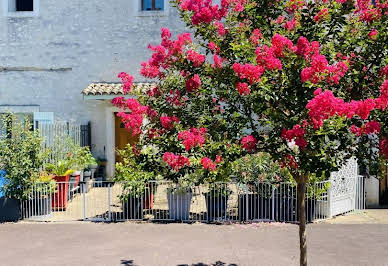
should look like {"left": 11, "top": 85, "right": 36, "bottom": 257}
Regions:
{"left": 52, "top": 175, "right": 70, "bottom": 210}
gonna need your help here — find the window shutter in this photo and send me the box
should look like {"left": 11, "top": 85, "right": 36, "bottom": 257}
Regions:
{"left": 33, "top": 112, "right": 54, "bottom": 129}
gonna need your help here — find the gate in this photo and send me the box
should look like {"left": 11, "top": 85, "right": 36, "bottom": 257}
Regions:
{"left": 328, "top": 158, "right": 364, "bottom": 217}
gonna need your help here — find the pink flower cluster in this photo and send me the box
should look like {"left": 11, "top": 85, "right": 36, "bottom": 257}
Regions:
{"left": 380, "top": 138, "right": 388, "bottom": 159}
{"left": 285, "top": 0, "right": 305, "bottom": 13}
{"left": 178, "top": 127, "right": 207, "bottom": 151}
{"left": 281, "top": 154, "right": 298, "bottom": 169}
{"left": 214, "top": 22, "right": 227, "bottom": 36}
{"left": 314, "top": 8, "right": 329, "bottom": 23}
{"left": 250, "top": 29, "right": 262, "bottom": 46}
{"left": 166, "top": 90, "right": 187, "bottom": 107}
{"left": 375, "top": 80, "right": 388, "bottom": 110}
{"left": 212, "top": 54, "right": 223, "bottom": 69}
{"left": 281, "top": 124, "right": 308, "bottom": 149}
{"left": 241, "top": 135, "right": 257, "bottom": 151}
{"left": 186, "top": 49, "right": 206, "bottom": 67}
{"left": 306, "top": 89, "right": 377, "bottom": 129}
{"left": 118, "top": 72, "right": 134, "bottom": 94}
{"left": 355, "top": 0, "right": 385, "bottom": 22}
{"left": 140, "top": 28, "right": 192, "bottom": 79}
{"left": 114, "top": 99, "right": 150, "bottom": 136}
{"left": 186, "top": 74, "right": 202, "bottom": 93}
{"left": 178, "top": 0, "right": 227, "bottom": 25}
{"left": 232, "top": 63, "right": 265, "bottom": 84}
{"left": 208, "top": 42, "right": 220, "bottom": 53}
{"left": 350, "top": 121, "right": 380, "bottom": 136}
{"left": 236, "top": 82, "right": 250, "bottom": 96}
{"left": 201, "top": 156, "right": 222, "bottom": 171}
{"left": 160, "top": 116, "right": 180, "bottom": 130}
{"left": 301, "top": 55, "right": 348, "bottom": 85}
{"left": 163, "top": 152, "right": 190, "bottom": 171}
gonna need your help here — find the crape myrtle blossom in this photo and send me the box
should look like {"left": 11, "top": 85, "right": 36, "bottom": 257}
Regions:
{"left": 241, "top": 135, "right": 257, "bottom": 151}
{"left": 112, "top": 98, "right": 150, "bottom": 136}
{"left": 281, "top": 124, "right": 308, "bottom": 149}
{"left": 178, "top": 128, "right": 207, "bottom": 151}
{"left": 201, "top": 155, "right": 223, "bottom": 171}
{"left": 118, "top": 72, "right": 134, "bottom": 94}
{"left": 306, "top": 89, "right": 378, "bottom": 129}
{"left": 160, "top": 116, "right": 180, "bottom": 130}
{"left": 350, "top": 121, "right": 381, "bottom": 136}
{"left": 380, "top": 138, "right": 388, "bottom": 159}
{"left": 163, "top": 152, "right": 190, "bottom": 171}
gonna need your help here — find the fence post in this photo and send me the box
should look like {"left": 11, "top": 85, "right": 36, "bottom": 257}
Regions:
{"left": 82, "top": 182, "right": 86, "bottom": 220}
{"left": 327, "top": 178, "right": 333, "bottom": 218}
{"left": 108, "top": 183, "right": 111, "bottom": 221}
{"left": 272, "top": 186, "right": 275, "bottom": 221}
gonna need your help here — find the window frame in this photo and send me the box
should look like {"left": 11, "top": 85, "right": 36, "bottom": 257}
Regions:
{"left": 141, "top": 0, "right": 164, "bottom": 11}
{"left": 136, "top": 0, "right": 168, "bottom": 17}
{"left": 2, "top": 0, "right": 40, "bottom": 17}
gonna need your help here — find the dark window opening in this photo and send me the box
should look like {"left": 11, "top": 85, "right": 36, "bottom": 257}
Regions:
{"left": 141, "top": 0, "right": 164, "bottom": 11}
{"left": 16, "top": 0, "right": 34, "bottom": 11}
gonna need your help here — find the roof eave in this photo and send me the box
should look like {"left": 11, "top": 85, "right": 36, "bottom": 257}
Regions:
{"left": 83, "top": 94, "right": 136, "bottom": 101}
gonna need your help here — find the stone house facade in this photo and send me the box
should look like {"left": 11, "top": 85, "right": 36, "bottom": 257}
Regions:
{"left": 0, "top": 0, "right": 186, "bottom": 177}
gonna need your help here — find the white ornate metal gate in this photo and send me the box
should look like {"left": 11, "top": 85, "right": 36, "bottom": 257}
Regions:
{"left": 328, "top": 158, "right": 364, "bottom": 217}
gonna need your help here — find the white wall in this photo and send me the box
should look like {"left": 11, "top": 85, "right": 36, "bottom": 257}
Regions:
{"left": 0, "top": 0, "right": 186, "bottom": 162}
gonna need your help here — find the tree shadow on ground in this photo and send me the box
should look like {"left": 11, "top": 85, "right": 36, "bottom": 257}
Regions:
{"left": 120, "top": 259, "right": 136, "bottom": 266}
{"left": 178, "top": 261, "right": 238, "bottom": 266}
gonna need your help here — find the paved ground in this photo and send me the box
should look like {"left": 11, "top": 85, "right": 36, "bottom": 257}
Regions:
{"left": 1, "top": 221, "right": 388, "bottom": 266}
{"left": 325, "top": 209, "right": 388, "bottom": 224}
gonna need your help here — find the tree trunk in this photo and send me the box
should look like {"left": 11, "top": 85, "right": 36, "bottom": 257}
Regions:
{"left": 297, "top": 181, "right": 307, "bottom": 266}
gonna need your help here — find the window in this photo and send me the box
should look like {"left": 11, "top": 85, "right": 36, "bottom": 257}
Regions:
{"left": 3, "top": 0, "right": 39, "bottom": 17}
{"left": 15, "top": 0, "right": 33, "bottom": 11}
{"left": 141, "top": 0, "right": 164, "bottom": 11}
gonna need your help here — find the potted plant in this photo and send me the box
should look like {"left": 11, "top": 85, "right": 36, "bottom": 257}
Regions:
{"left": 204, "top": 182, "right": 231, "bottom": 222}
{"left": 0, "top": 114, "right": 49, "bottom": 222}
{"left": 232, "top": 153, "right": 292, "bottom": 221}
{"left": 67, "top": 142, "right": 90, "bottom": 190}
{"left": 166, "top": 177, "right": 193, "bottom": 221}
{"left": 200, "top": 157, "right": 232, "bottom": 222}
{"left": 45, "top": 160, "right": 74, "bottom": 210}
{"left": 114, "top": 145, "right": 154, "bottom": 220}
{"left": 23, "top": 171, "right": 56, "bottom": 218}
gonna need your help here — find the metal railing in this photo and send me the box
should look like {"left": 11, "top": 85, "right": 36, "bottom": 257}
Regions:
{"left": 20, "top": 177, "right": 365, "bottom": 223}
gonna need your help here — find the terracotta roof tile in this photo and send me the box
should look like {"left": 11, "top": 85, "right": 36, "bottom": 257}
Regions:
{"left": 82, "top": 82, "right": 156, "bottom": 95}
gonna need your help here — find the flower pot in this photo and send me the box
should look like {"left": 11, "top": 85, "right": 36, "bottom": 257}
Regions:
{"left": 71, "top": 171, "right": 81, "bottom": 187}
{"left": 23, "top": 196, "right": 52, "bottom": 218}
{"left": 143, "top": 186, "right": 154, "bottom": 209}
{"left": 239, "top": 194, "right": 259, "bottom": 221}
{"left": 304, "top": 198, "right": 317, "bottom": 222}
{"left": 0, "top": 197, "right": 21, "bottom": 222}
{"left": 294, "top": 197, "right": 317, "bottom": 223}
{"left": 52, "top": 175, "right": 70, "bottom": 210}
{"left": 274, "top": 195, "right": 295, "bottom": 222}
{"left": 204, "top": 193, "right": 228, "bottom": 221}
{"left": 239, "top": 194, "right": 273, "bottom": 221}
{"left": 167, "top": 191, "right": 192, "bottom": 221}
{"left": 123, "top": 196, "right": 144, "bottom": 220}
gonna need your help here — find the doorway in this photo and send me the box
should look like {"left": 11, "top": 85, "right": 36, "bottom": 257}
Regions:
{"left": 114, "top": 114, "right": 139, "bottom": 163}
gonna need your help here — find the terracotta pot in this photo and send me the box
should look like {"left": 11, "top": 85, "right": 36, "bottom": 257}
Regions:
{"left": 52, "top": 175, "right": 70, "bottom": 210}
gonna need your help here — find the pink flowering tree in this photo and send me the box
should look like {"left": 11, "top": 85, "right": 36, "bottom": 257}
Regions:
{"left": 114, "top": 0, "right": 387, "bottom": 265}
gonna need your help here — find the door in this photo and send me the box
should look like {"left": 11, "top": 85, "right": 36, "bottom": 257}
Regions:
{"left": 115, "top": 114, "right": 139, "bottom": 162}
